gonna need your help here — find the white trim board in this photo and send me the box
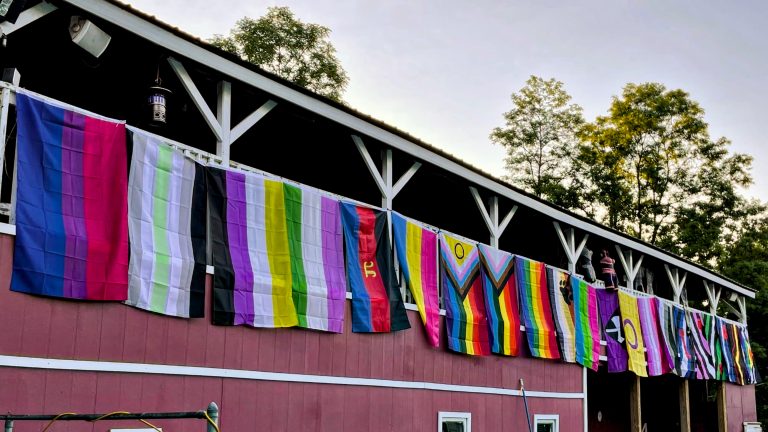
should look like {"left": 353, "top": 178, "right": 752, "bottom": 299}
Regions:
{"left": 0, "top": 222, "right": 15, "bottom": 236}
{"left": 58, "top": 0, "right": 754, "bottom": 299}
{"left": 0, "top": 355, "right": 584, "bottom": 400}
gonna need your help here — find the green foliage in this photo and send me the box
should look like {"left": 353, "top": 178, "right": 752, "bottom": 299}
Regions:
{"left": 490, "top": 76, "right": 585, "bottom": 208}
{"left": 210, "top": 7, "right": 349, "bottom": 102}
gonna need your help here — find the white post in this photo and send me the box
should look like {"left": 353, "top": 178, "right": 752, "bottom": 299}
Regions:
{"left": 553, "top": 221, "right": 589, "bottom": 273}
{"left": 703, "top": 281, "right": 721, "bottom": 315}
{"left": 0, "top": 86, "right": 10, "bottom": 202}
{"left": 583, "top": 367, "right": 588, "bottom": 432}
{"left": 216, "top": 81, "right": 232, "bottom": 163}
{"left": 469, "top": 186, "right": 517, "bottom": 248}
{"left": 614, "top": 246, "right": 644, "bottom": 291}
{"left": 664, "top": 264, "right": 687, "bottom": 304}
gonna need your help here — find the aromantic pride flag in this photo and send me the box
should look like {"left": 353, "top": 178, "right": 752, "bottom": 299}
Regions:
{"left": 392, "top": 212, "right": 440, "bottom": 346}
{"left": 547, "top": 266, "right": 576, "bottom": 363}
{"left": 687, "top": 310, "right": 717, "bottom": 380}
{"left": 596, "top": 289, "right": 628, "bottom": 372}
{"left": 618, "top": 290, "right": 648, "bottom": 377}
{"left": 478, "top": 244, "right": 521, "bottom": 356}
{"left": 637, "top": 297, "right": 670, "bottom": 376}
{"left": 571, "top": 277, "right": 601, "bottom": 370}
{"left": 126, "top": 131, "right": 206, "bottom": 318}
{"left": 341, "top": 203, "right": 409, "bottom": 333}
{"left": 12, "top": 92, "right": 129, "bottom": 300}
{"left": 208, "top": 168, "right": 297, "bottom": 327}
{"left": 515, "top": 256, "right": 560, "bottom": 360}
{"left": 440, "top": 232, "right": 490, "bottom": 355}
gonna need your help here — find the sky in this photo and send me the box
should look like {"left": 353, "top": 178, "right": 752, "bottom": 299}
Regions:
{"left": 123, "top": 0, "right": 768, "bottom": 200}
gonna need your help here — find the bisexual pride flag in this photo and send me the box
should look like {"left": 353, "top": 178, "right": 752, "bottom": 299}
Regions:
{"left": 12, "top": 92, "right": 129, "bottom": 300}
{"left": 341, "top": 203, "right": 409, "bottom": 333}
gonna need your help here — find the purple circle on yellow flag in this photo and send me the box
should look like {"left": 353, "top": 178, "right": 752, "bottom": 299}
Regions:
{"left": 623, "top": 318, "right": 638, "bottom": 349}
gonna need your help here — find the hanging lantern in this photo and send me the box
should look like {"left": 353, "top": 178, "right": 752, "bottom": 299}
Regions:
{"left": 148, "top": 65, "right": 171, "bottom": 126}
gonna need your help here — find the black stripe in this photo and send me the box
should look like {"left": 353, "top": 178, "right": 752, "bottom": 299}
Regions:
{"left": 374, "top": 210, "right": 410, "bottom": 332}
{"left": 206, "top": 167, "right": 235, "bottom": 325}
{"left": 188, "top": 162, "right": 207, "bottom": 318}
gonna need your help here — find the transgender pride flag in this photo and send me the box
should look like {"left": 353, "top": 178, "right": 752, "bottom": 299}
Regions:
{"left": 12, "top": 92, "right": 129, "bottom": 300}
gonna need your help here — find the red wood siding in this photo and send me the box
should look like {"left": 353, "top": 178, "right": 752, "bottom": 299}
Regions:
{"left": 726, "top": 382, "right": 758, "bottom": 431}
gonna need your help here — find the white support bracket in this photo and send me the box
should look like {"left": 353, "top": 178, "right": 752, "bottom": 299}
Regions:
{"left": 664, "top": 264, "right": 688, "bottom": 304}
{"left": 351, "top": 135, "right": 421, "bottom": 209}
{"left": 737, "top": 296, "right": 747, "bottom": 325}
{"left": 722, "top": 299, "right": 744, "bottom": 324}
{"left": 469, "top": 186, "right": 517, "bottom": 248}
{"left": 703, "top": 281, "right": 722, "bottom": 315}
{"left": 614, "top": 246, "right": 644, "bottom": 292}
{"left": 553, "top": 221, "right": 589, "bottom": 273}
{"left": 168, "top": 57, "right": 276, "bottom": 164}
{"left": 0, "top": 2, "right": 58, "bottom": 37}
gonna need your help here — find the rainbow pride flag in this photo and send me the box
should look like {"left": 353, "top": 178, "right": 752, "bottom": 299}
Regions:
{"left": 341, "top": 203, "right": 409, "bottom": 333}
{"left": 547, "top": 266, "right": 575, "bottom": 362}
{"left": 515, "top": 256, "right": 560, "bottom": 360}
{"left": 392, "top": 212, "right": 440, "bottom": 346}
{"left": 440, "top": 232, "right": 490, "bottom": 355}
{"left": 478, "top": 244, "right": 520, "bottom": 356}
{"left": 571, "top": 277, "right": 600, "bottom": 370}
{"left": 12, "top": 92, "right": 129, "bottom": 300}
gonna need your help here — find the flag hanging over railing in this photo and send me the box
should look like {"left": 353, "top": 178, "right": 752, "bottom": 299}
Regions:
{"left": 618, "top": 290, "right": 648, "bottom": 377}
{"left": 597, "top": 289, "right": 628, "bottom": 372}
{"left": 392, "top": 212, "right": 440, "bottom": 346}
{"left": 341, "top": 203, "right": 409, "bottom": 333}
{"left": 126, "top": 131, "right": 206, "bottom": 318}
{"left": 12, "top": 92, "right": 129, "bottom": 300}
{"left": 516, "top": 256, "right": 560, "bottom": 360}
{"left": 547, "top": 266, "right": 575, "bottom": 363}
{"left": 571, "top": 277, "right": 600, "bottom": 370}
{"left": 637, "top": 297, "right": 670, "bottom": 376}
{"left": 440, "top": 232, "right": 490, "bottom": 355}
{"left": 478, "top": 244, "right": 521, "bottom": 356}
{"left": 687, "top": 310, "right": 716, "bottom": 380}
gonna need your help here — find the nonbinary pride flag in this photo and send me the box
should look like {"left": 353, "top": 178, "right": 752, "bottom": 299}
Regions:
{"left": 12, "top": 92, "right": 128, "bottom": 300}
{"left": 392, "top": 212, "right": 440, "bottom": 346}
{"left": 341, "top": 203, "right": 409, "bottom": 333}
{"left": 440, "top": 232, "right": 490, "bottom": 355}
{"left": 618, "top": 290, "right": 648, "bottom": 377}
{"left": 126, "top": 131, "right": 206, "bottom": 318}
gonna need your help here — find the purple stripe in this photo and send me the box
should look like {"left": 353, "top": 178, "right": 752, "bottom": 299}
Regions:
{"left": 225, "top": 171, "right": 255, "bottom": 325}
{"left": 61, "top": 110, "right": 88, "bottom": 299}
{"left": 321, "top": 197, "right": 345, "bottom": 333}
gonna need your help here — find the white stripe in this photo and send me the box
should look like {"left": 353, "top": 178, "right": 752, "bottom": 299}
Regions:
{"left": 163, "top": 150, "right": 184, "bottom": 317}
{"left": 245, "top": 173, "right": 273, "bottom": 326}
{"left": 0, "top": 355, "right": 584, "bottom": 399}
{"left": 300, "top": 187, "right": 329, "bottom": 331}
{"left": 137, "top": 136, "right": 158, "bottom": 311}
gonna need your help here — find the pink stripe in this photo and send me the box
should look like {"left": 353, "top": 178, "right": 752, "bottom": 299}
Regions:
{"left": 83, "top": 117, "right": 128, "bottom": 300}
{"left": 321, "top": 197, "right": 345, "bottom": 333}
{"left": 421, "top": 228, "right": 440, "bottom": 347}
{"left": 60, "top": 111, "right": 87, "bottom": 299}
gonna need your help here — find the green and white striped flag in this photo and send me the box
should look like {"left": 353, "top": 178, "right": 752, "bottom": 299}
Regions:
{"left": 126, "top": 130, "right": 207, "bottom": 318}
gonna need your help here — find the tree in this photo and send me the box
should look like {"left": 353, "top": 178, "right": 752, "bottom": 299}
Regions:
{"left": 490, "top": 76, "right": 585, "bottom": 208}
{"left": 210, "top": 7, "right": 349, "bottom": 102}
{"left": 578, "top": 82, "right": 756, "bottom": 256}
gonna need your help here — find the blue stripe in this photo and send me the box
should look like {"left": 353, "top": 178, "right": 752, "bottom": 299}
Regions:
{"left": 391, "top": 213, "right": 411, "bottom": 283}
{"left": 12, "top": 94, "right": 66, "bottom": 297}
{"left": 482, "top": 274, "right": 500, "bottom": 353}
{"left": 340, "top": 202, "right": 372, "bottom": 332}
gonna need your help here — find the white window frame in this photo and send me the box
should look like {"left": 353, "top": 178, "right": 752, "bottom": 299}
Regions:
{"left": 438, "top": 411, "right": 471, "bottom": 432}
{"left": 534, "top": 414, "right": 559, "bottom": 432}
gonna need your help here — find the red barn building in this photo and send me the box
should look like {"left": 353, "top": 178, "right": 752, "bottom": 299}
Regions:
{"left": 0, "top": 1, "right": 758, "bottom": 431}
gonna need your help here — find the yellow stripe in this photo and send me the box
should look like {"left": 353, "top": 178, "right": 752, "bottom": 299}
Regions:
{"left": 464, "top": 293, "right": 475, "bottom": 355}
{"left": 405, "top": 222, "right": 427, "bottom": 325}
{"left": 265, "top": 180, "right": 298, "bottom": 327}
{"left": 529, "top": 263, "right": 550, "bottom": 354}
{"left": 499, "top": 289, "right": 512, "bottom": 355}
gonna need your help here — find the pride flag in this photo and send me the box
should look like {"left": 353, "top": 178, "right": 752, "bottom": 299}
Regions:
{"left": 392, "top": 212, "right": 440, "bottom": 346}
{"left": 515, "top": 256, "right": 559, "bottom": 360}
{"left": 596, "top": 289, "right": 628, "bottom": 372}
{"left": 126, "top": 131, "right": 207, "bottom": 318}
{"left": 737, "top": 325, "right": 757, "bottom": 384}
{"left": 547, "top": 266, "right": 575, "bottom": 363}
{"left": 341, "top": 203, "right": 409, "bottom": 333}
{"left": 716, "top": 318, "right": 737, "bottom": 382}
{"left": 637, "top": 297, "right": 670, "bottom": 376}
{"left": 571, "top": 277, "right": 600, "bottom": 370}
{"left": 478, "top": 244, "right": 520, "bottom": 356}
{"left": 12, "top": 92, "right": 128, "bottom": 300}
{"left": 440, "top": 232, "right": 490, "bottom": 355}
{"left": 687, "top": 310, "right": 716, "bottom": 380}
{"left": 618, "top": 290, "right": 648, "bottom": 377}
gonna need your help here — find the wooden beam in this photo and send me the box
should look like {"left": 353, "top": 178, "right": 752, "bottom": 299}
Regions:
{"left": 679, "top": 380, "right": 691, "bottom": 432}
{"left": 630, "top": 375, "right": 642, "bottom": 432}
{"left": 717, "top": 382, "right": 727, "bottom": 432}
{"left": 167, "top": 57, "right": 223, "bottom": 141}
{"left": 351, "top": 135, "right": 387, "bottom": 198}
{"left": 230, "top": 100, "right": 277, "bottom": 143}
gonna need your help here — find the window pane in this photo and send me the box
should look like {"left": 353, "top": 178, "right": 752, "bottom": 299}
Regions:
{"left": 442, "top": 421, "right": 465, "bottom": 432}
{"left": 536, "top": 423, "right": 553, "bottom": 432}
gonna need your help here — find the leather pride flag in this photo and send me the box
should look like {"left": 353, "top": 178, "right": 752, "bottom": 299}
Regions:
{"left": 340, "top": 202, "right": 409, "bottom": 333}
{"left": 618, "top": 290, "right": 648, "bottom": 377}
